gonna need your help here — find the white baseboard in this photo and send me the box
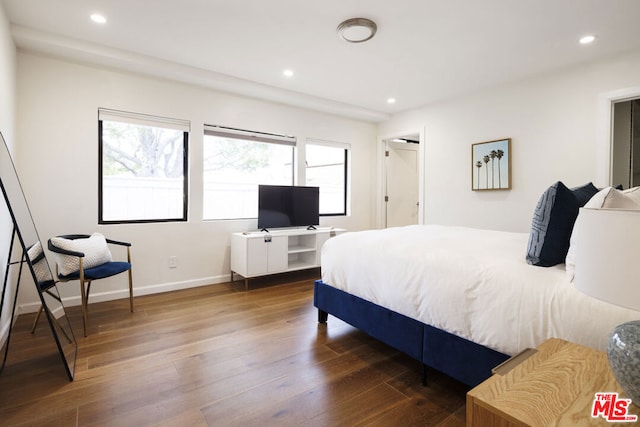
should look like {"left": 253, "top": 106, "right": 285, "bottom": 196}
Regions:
{"left": 0, "top": 303, "right": 19, "bottom": 350}
{"left": 17, "top": 273, "right": 232, "bottom": 314}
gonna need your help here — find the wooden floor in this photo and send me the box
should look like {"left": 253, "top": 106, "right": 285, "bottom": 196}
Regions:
{"left": 0, "top": 270, "right": 468, "bottom": 426}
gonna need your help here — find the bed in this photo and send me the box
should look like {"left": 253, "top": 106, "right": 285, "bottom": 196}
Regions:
{"left": 313, "top": 223, "right": 640, "bottom": 387}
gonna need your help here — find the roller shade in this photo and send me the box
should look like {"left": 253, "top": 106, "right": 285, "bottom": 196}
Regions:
{"left": 204, "top": 124, "right": 296, "bottom": 146}
{"left": 99, "top": 108, "right": 190, "bottom": 132}
{"left": 306, "top": 138, "right": 350, "bottom": 150}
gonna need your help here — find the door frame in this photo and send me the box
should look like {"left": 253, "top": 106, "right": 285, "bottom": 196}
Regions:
{"left": 376, "top": 128, "right": 425, "bottom": 229}
{"left": 597, "top": 85, "right": 640, "bottom": 186}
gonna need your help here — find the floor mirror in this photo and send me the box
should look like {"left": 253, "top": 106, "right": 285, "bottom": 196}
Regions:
{"left": 0, "top": 132, "right": 76, "bottom": 380}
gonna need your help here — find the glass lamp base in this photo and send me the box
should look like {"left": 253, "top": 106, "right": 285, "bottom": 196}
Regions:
{"left": 608, "top": 320, "right": 640, "bottom": 406}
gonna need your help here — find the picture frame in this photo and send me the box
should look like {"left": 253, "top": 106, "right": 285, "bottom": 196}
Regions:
{"left": 472, "top": 138, "right": 511, "bottom": 191}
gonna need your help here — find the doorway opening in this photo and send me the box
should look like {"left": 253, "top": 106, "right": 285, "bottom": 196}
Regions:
{"left": 380, "top": 133, "right": 422, "bottom": 228}
{"left": 598, "top": 86, "right": 640, "bottom": 186}
{"left": 612, "top": 98, "right": 640, "bottom": 188}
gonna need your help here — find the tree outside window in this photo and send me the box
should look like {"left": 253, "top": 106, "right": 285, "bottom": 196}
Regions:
{"left": 99, "top": 112, "right": 188, "bottom": 223}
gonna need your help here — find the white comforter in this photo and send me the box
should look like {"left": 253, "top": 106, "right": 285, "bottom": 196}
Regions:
{"left": 321, "top": 225, "right": 640, "bottom": 355}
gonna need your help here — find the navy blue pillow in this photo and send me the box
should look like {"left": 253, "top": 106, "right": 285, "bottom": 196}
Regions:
{"left": 571, "top": 182, "right": 598, "bottom": 207}
{"left": 526, "top": 181, "right": 579, "bottom": 267}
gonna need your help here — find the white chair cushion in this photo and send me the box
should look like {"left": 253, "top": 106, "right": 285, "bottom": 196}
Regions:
{"left": 51, "top": 232, "right": 113, "bottom": 276}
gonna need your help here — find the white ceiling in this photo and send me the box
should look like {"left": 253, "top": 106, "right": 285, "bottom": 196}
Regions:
{"left": 4, "top": 0, "right": 640, "bottom": 122}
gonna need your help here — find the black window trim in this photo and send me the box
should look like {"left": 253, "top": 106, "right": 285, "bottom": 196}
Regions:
{"left": 306, "top": 140, "right": 349, "bottom": 217}
{"left": 98, "top": 114, "right": 189, "bottom": 224}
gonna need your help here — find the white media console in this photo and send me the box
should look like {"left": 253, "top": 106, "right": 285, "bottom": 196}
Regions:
{"left": 230, "top": 227, "right": 345, "bottom": 290}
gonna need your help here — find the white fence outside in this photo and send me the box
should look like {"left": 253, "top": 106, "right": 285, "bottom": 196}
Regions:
{"left": 103, "top": 177, "right": 345, "bottom": 221}
{"left": 102, "top": 176, "right": 184, "bottom": 221}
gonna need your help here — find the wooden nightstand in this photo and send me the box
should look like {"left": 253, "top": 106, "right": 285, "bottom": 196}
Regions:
{"left": 466, "top": 338, "right": 639, "bottom": 426}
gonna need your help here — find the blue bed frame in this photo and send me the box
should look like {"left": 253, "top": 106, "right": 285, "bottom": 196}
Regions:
{"left": 314, "top": 280, "right": 510, "bottom": 387}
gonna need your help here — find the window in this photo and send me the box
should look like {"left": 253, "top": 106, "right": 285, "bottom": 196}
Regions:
{"left": 98, "top": 109, "right": 189, "bottom": 223}
{"left": 305, "top": 140, "right": 349, "bottom": 216}
{"left": 203, "top": 125, "right": 295, "bottom": 220}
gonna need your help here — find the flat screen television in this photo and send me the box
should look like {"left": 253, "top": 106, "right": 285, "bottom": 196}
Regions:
{"left": 258, "top": 185, "right": 320, "bottom": 231}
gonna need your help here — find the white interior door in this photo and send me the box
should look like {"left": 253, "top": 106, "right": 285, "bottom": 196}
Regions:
{"left": 385, "top": 140, "right": 419, "bottom": 228}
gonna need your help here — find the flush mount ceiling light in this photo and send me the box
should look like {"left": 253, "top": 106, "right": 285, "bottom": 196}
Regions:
{"left": 337, "top": 18, "right": 377, "bottom": 43}
{"left": 580, "top": 35, "right": 596, "bottom": 44}
{"left": 90, "top": 13, "right": 107, "bottom": 24}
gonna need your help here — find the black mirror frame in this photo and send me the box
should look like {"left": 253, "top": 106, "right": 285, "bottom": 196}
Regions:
{"left": 0, "top": 132, "right": 76, "bottom": 381}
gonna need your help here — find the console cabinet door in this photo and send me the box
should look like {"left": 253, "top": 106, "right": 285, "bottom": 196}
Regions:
{"left": 246, "top": 235, "right": 288, "bottom": 276}
{"left": 246, "top": 237, "right": 268, "bottom": 276}
{"left": 267, "top": 236, "right": 288, "bottom": 272}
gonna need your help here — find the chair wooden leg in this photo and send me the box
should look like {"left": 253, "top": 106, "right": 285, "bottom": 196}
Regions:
{"left": 30, "top": 305, "right": 44, "bottom": 334}
{"left": 128, "top": 269, "right": 134, "bottom": 313}
{"left": 127, "top": 247, "right": 133, "bottom": 313}
{"left": 80, "top": 280, "right": 89, "bottom": 337}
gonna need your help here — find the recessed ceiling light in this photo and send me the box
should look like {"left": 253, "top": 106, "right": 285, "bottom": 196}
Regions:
{"left": 90, "top": 13, "right": 107, "bottom": 24}
{"left": 337, "top": 18, "right": 377, "bottom": 43}
{"left": 387, "top": 98, "right": 396, "bottom": 104}
{"left": 580, "top": 35, "right": 596, "bottom": 44}
{"left": 283, "top": 69, "right": 294, "bottom": 78}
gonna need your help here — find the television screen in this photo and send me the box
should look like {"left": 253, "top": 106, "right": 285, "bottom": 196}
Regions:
{"left": 258, "top": 185, "right": 319, "bottom": 230}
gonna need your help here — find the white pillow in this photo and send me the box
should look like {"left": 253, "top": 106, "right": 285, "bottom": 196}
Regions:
{"left": 566, "top": 186, "right": 640, "bottom": 282}
{"left": 622, "top": 186, "right": 640, "bottom": 204}
{"left": 50, "top": 232, "right": 113, "bottom": 276}
{"left": 584, "top": 186, "right": 640, "bottom": 209}
{"left": 582, "top": 187, "right": 611, "bottom": 209}
{"left": 27, "top": 241, "right": 53, "bottom": 283}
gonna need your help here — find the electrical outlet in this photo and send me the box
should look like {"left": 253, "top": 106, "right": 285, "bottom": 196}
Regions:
{"left": 168, "top": 256, "right": 178, "bottom": 268}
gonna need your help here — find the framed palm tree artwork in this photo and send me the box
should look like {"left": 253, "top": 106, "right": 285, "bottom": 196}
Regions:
{"left": 472, "top": 138, "right": 511, "bottom": 191}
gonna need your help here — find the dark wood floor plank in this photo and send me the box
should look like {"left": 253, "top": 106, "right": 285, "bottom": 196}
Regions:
{"left": 0, "top": 270, "right": 467, "bottom": 426}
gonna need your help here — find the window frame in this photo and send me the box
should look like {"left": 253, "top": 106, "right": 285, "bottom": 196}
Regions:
{"left": 98, "top": 109, "right": 189, "bottom": 224}
{"left": 202, "top": 124, "right": 296, "bottom": 221}
{"left": 305, "top": 139, "right": 350, "bottom": 217}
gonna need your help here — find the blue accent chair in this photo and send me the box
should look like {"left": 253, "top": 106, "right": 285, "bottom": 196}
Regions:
{"left": 47, "top": 234, "right": 133, "bottom": 336}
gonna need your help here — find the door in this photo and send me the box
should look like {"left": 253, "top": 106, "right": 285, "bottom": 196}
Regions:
{"left": 385, "top": 140, "right": 419, "bottom": 228}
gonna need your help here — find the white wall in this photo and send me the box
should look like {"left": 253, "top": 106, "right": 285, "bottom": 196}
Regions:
{"left": 15, "top": 52, "right": 377, "bottom": 310}
{"left": 16, "top": 39, "right": 640, "bottom": 311}
{"left": 0, "top": 3, "right": 16, "bottom": 349}
{"left": 379, "top": 48, "right": 640, "bottom": 233}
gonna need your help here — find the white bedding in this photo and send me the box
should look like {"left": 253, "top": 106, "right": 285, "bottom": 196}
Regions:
{"left": 321, "top": 224, "right": 640, "bottom": 355}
